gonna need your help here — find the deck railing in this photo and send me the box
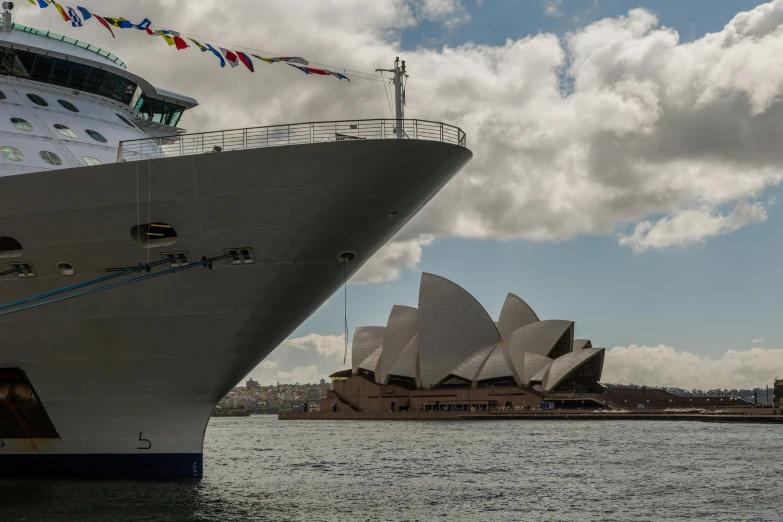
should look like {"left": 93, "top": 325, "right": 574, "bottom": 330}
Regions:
{"left": 117, "top": 119, "right": 467, "bottom": 162}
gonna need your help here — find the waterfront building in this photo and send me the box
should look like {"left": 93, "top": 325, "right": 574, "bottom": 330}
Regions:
{"left": 324, "top": 273, "right": 606, "bottom": 413}
{"left": 775, "top": 379, "right": 782, "bottom": 409}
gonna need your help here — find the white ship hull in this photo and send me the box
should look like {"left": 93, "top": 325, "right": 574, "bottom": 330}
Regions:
{"left": 0, "top": 139, "right": 472, "bottom": 477}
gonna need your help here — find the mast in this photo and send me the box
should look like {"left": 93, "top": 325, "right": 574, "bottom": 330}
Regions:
{"left": 2, "top": 2, "right": 14, "bottom": 33}
{"left": 376, "top": 57, "right": 408, "bottom": 139}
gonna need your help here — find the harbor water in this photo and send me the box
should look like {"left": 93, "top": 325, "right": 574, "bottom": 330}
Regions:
{"left": 1, "top": 415, "right": 780, "bottom": 521}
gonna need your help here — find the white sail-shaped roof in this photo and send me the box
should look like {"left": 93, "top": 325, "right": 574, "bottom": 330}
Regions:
{"left": 528, "top": 361, "right": 552, "bottom": 384}
{"left": 502, "top": 320, "right": 571, "bottom": 383}
{"left": 573, "top": 339, "right": 592, "bottom": 351}
{"left": 418, "top": 273, "right": 502, "bottom": 388}
{"left": 450, "top": 343, "right": 496, "bottom": 382}
{"left": 543, "top": 348, "right": 605, "bottom": 392}
{"left": 387, "top": 334, "right": 419, "bottom": 381}
{"left": 351, "top": 326, "right": 385, "bottom": 373}
{"left": 358, "top": 346, "right": 383, "bottom": 375}
{"left": 497, "top": 293, "right": 539, "bottom": 340}
{"left": 523, "top": 353, "right": 553, "bottom": 385}
{"left": 379, "top": 306, "right": 418, "bottom": 384}
{"left": 476, "top": 343, "right": 515, "bottom": 382}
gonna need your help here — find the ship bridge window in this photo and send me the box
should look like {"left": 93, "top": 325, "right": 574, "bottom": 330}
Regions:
{"left": 131, "top": 223, "right": 178, "bottom": 248}
{"left": 39, "top": 151, "right": 63, "bottom": 166}
{"left": 11, "top": 118, "right": 33, "bottom": 131}
{"left": 0, "top": 237, "right": 23, "bottom": 259}
{"left": 0, "top": 90, "right": 6, "bottom": 101}
{"left": 86, "top": 130, "right": 107, "bottom": 143}
{"left": 1, "top": 146, "right": 23, "bottom": 161}
{"left": 133, "top": 94, "right": 185, "bottom": 127}
{"left": 54, "top": 124, "right": 76, "bottom": 138}
{"left": 83, "top": 156, "right": 102, "bottom": 166}
{"left": 57, "top": 100, "right": 79, "bottom": 113}
{"left": 26, "top": 93, "right": 48, "bottom": 107}
{"left": 0, "top": 48, "right": 138, "bottom": 106}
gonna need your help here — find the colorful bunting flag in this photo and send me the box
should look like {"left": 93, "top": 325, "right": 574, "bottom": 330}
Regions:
{"left": 104, "top": 17, "right": 134, "bottom": 29}
{"left": 93, "top": 15, "right": 116, "bottom": 38}
{"left": 173, "top": 36, "right": 189, "bottom": 51}
{"left": 205, "top": 44, "right": 226, "bottom": 68}
{"left": 52, "top": 2, "right": 71, "bottom": 22}
{"left": 252, "top": 55, "right": 309, "bottom": 66}
{"left": 156, "top": 31, "right": 176, "bottom": 46}
{"left": 220, "top": 48, "right": 239, "bottom": 68}
{"left": 26, "top": 2, "right": 349, "bottom": 85}
{"left": 236, "top": 52, "right": 254, "bottom": 72}
{"left": 76, "top": 6, "right": 92, "bottom": 20}
{"left": 189, "top": 38, "right": 209, "bottom": 52}
{"left": 65, "top": 7, "right": 83, "bottom": 27}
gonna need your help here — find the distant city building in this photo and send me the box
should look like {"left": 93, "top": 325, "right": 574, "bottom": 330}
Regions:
{"left": 775, "top": 379, "right": 782, "bottom": 408}
{"left": 246, "top": 378, "right": 260, "bottom": 390}
{"left": 324, "top": 273, "right": 606, "bottom": 413}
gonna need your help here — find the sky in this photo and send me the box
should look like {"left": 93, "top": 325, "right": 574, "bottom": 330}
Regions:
{"left": 21, "top": 0, "right": 783, "bottom": 389}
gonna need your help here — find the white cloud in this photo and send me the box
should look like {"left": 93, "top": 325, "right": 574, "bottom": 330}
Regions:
{"left": 23, "top": 1, "right": 783, "bottom": 280}
{"left": 284, "top": 333, "right": 348, "bottom": 358}
{"left": 543, "top": 0, "right": 564, "bottom": 18}
{"left": 416, "top": 0, "right": 471, "bottom": 29}
{"left": 617, "top": 200, "right": 768, "bottom": 253}
{"left": 277, "top": 365, "right": 331, "bottom": 385}
{"left": 352, "top": 235, "right": 434, "bottom": 284}
{"left": 602, "top": 345, "right": 783, "bottom": 389}
{"left": 751, "top": 338, "right": 765, "bottom": 345}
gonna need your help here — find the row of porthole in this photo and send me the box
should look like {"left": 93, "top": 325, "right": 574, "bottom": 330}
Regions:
{"left": 10, "top": 118, "right": 108, "bottom": 143}
{"left": 0, "top": 90, "right": 138, "bottom": 129}
{"left": 0, "top": 146, "right": 102, "bottom": 166}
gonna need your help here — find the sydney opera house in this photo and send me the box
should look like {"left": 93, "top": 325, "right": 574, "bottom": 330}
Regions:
{"left": 323, "top": 273, "right": 606, "bottom": 413}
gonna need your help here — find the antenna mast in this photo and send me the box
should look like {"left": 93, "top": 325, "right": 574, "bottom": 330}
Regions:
{"left": 2, "top": 2, "right": 14, "bottom": 34}
{"left": 376, "top": 57, "right": 408, "bottom": 139}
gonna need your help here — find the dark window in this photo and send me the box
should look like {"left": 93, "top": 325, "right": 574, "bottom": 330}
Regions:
{"left": 116, "top": 114, "right": 135, "bottom": 128}
{"left": 26, "top": 93, "right": 48, "bottom": 106}
{"left": 0, "top": 90, "right": 5, "bottom": 101}
{"left": 11, "top": 118, "right": 33, "bottom": 131}
{"left": 39, "top": 151, "right": 62, "bottom": 166}
{"left": 54, "top": 124, "right": 76, "bottom": 138}
{"left": 58, "top": 100, "right": 79, "bottom": 113}
{"left": 86, "top": 129, "right": 107, "bottom": 143}
{"left": 31, "top": 55, "right": 53, "bottom": 83}
{"left": 1, "top": 146, "right": 24, "bottom": 161}
{"left": 51, "top": 58, "right": 71, "bottom": 87}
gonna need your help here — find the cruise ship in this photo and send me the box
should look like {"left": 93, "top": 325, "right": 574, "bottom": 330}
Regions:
{"left": 0, "top": 8, "right": 471, "bottom": 477}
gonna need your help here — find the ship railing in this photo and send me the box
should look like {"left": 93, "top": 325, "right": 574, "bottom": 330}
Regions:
{"left": 117, "top": 119, "right": 467, "bottom": 162}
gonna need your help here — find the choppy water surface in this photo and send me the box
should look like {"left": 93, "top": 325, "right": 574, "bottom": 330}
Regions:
{"left": 1, "top": 416, "right": 781, "bottom": 521}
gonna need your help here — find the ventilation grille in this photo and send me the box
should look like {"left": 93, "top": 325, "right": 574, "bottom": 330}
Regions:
{"left": 224, "top": 248, "right": 255, "bottom": 265}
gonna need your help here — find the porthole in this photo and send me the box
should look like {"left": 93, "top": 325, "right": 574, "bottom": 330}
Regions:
{"left": 131, "top": 222, "right": 178, "bottom": 248}
{"left": 39, "top": 151, "right": 63, "bottom": 166}
{"left": 86, "top": 129, "right": 107, "bottom": 143}
{"left": 1, "top": 146, "right": 24, "bottom": 161}
{"left": 116, "top": 114, "right": 136, "bottom": 128}
{"left": 57, "top": 262, "right": 75, "bottom": 276}
{"left": 57, "top": 100, "right": 79, "bottom": 113}
{"left": 0, "top": 90, "right": 6, "bottom": 101}
{"left": 83, "top": 156, "right": 102, "bottom": 166}
{"left": 11, "top": 118, "right": 33, "bottom": 131}
{"left": 26, "top": 93, "right": 48, "bottom": 107}
{"left": 0, "top": 237, "right": 23, "bottom": 259}
{"left": 54, "top": 124, "right": 76, "bottom": 138}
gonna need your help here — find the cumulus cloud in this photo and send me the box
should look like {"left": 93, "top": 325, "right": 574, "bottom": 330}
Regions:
{"left": 617, "top": 200, "right": 768, "bottom": 253}
{"left": 244, "top": 334, "right": 350, "bottom": 385}
{"left": 23, "top": 1, "right": 783, "bottom": 281}
{"left": 352, "top": 235, "right": 434, "bottom": 284}
{"left": 751, "top": 338, "right": 765, "bottom": 345}
{"left": 602, "top": 345, "right": 783, "bottom": 389}
{"left": 543, "top": 0, "right": 564, "bottom": 18}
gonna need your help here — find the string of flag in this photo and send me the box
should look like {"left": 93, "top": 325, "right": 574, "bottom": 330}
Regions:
{"left": 27, "top": 0, "right": 358, "bottom": 82}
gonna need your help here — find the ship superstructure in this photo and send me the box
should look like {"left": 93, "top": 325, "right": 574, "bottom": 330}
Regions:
{"left": 0, "top": 11, "right": 471, "bottom": 477}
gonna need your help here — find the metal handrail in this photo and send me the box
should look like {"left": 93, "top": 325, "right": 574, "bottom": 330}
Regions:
{"left": 117, "top": 118, "right": 467, "bottom": 162}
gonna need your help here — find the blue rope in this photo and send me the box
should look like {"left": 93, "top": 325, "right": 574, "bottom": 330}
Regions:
{"left": 0, "top": 259, "right": 171, "bottom": 312}
{"left": 0, "top": 254, "right": 232, "bottom": 318}
{"left": 0, "top": 267, "right": 20, "bottom": 278}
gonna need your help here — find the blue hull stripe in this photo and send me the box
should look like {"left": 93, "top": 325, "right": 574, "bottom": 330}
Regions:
{"left": 0, "top": 453, "right": 203, "bottom": 478}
